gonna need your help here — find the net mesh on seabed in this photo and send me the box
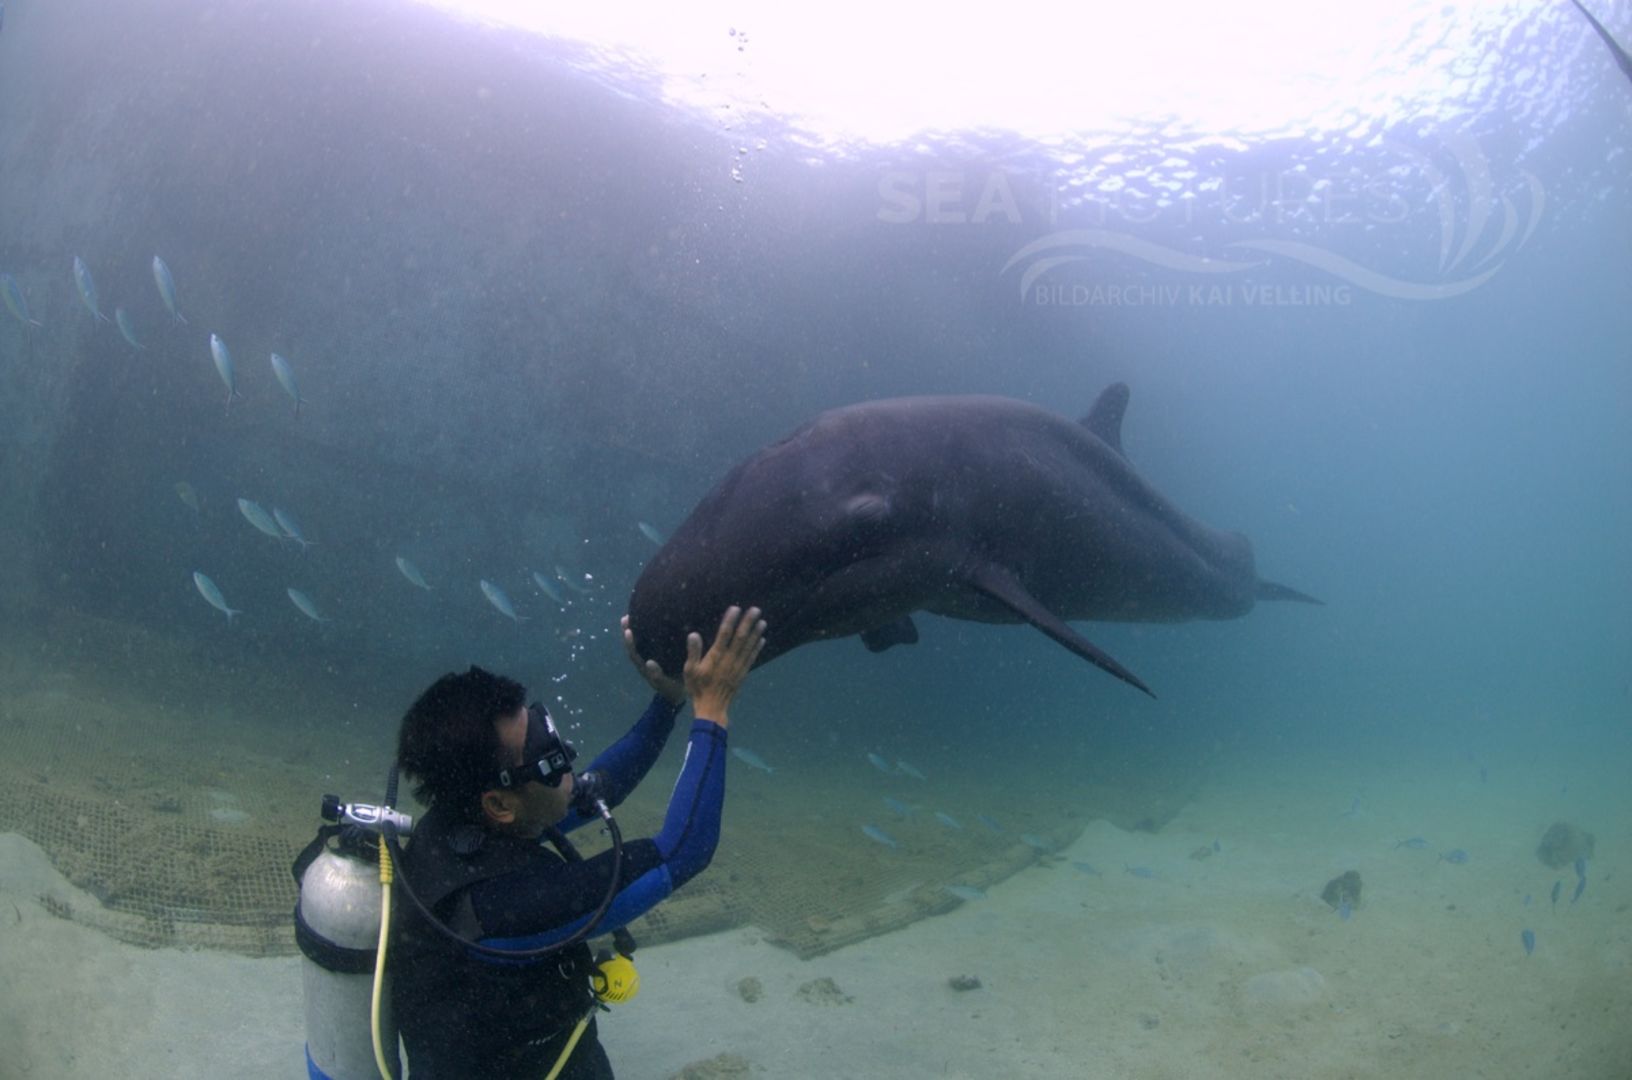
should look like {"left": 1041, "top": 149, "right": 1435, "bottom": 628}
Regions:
{"left": 0, "top": 626, "right": 1194, "bottom": 960}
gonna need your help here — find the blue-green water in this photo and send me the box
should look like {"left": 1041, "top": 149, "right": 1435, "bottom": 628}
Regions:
{"left": 1, "top": 0, "right": 1628, "bottom": 1076}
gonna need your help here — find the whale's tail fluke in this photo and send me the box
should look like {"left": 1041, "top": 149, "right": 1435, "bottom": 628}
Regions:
{"left": 1570, "top": 0, "right": 1632, "bottom": 86}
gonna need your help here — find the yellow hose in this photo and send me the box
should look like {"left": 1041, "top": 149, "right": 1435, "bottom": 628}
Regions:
{"left": 372, "top": 841, "right": 397, "bottom": 1080}
{"left": 542, "top": 1012, "right": 594, "bottom": 1080}
{"left": 543, "top": 951, "right": 637, "bottom": 1077}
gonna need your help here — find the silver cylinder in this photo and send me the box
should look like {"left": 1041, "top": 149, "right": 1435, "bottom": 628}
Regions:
{"left": 297, "top": 846, "right": 397, "bottom": 1080}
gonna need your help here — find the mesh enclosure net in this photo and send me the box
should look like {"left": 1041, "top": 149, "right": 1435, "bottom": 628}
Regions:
{"left": 0, "top": 616, "right": 1198, "bottom": 960}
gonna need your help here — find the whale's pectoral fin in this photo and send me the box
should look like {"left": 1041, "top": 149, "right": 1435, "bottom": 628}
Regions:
{"left": 860, "top": 616, "right": 920, "bottom": 653}
{"left": 968, "top": 564, "right": 1155, "bottom": 698}
{"left": 1257, "top": 580, "right": 1323, "bottom": 605}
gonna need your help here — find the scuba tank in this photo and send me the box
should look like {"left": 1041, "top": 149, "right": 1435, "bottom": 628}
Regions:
{"left": 291, "top": 755, "right": 634, "bottom": 1080}
{"left": 292, "top": 797, "right": 411, "bottom": 1080}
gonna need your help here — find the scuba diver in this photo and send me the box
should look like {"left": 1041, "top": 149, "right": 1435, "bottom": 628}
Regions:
{"left": 389, "top": 605, "right": 766, "bottom": 1079}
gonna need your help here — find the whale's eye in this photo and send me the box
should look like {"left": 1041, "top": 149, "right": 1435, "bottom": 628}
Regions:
{"left": 844, "top": 494, "right": 891, "bottom": 525}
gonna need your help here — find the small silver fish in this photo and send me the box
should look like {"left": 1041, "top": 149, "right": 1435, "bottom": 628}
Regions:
{"left": 152, "top": 255, "right": 186, "bottom": 324}
{"left": 192, "top": 571, "right": 241, "bottom": 623}
{"left": 72, "top": 256, "right": 108, "bottom": 322}
{"left": 0, "top": 273, "right": 42, "bottom": 328}
{"left": 531, "top": 570, "right": 564, "bottom": 604}
{"left": 115, "top": 308, "right": 144, "bottom": 350}
{"left": 896, "top": 760, "right": 927, "bottom": 781}
{"left": 272, "top": 507, "right": 314, "bottom": 552}
{"left": 479, "top": 579, "right": 524, "bottom": 621}
{"left": 861, "top": 824, "right": 899, "bottom": 849}
{"left": 210, "top": 334, "right": 243, "bottom": 410}
{"left": 174, "top": 481, "right": 201, "bottom": 516}
{"left": 638, "top": 522, "right": 665, "bottom": 546}
{"left": 731, "top": 747, "right": 775, "bottom": 774}
{"left": 237, "top": 498, "right": 284, "bottom": 540}
{"left": 270, "top": 353, "right": 306, "bottom": 417}
{"left": 395, "top": 556, "right": 432, "bottom": 590}
{"left": 883, "top": 796, "right": 914, "bottom": 818}
{"left": 866, "top": 752, "right": 895, "bottom": 775}
{"left": 944, "top": 884, "right": 985, "bottom": 901}
{"left": 934, "top": 811, "right": 963, "bottom": 831}
{"left": 286, "top": 588, "right": 330, "bottom": 623}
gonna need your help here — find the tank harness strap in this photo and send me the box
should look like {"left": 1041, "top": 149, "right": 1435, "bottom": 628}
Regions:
{"left": 290, "top": 823, "right": 343, "bottom": 884}
{"left": 293, "top": 900, "right": 379, "bottom": 974}
{"left": 290, "top": 823, "right": 378, "bottom": 975}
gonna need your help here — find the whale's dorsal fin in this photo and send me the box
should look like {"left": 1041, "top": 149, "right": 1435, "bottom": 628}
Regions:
{"left": 1080, "top": 383, "right": 1130, "bottom": 455}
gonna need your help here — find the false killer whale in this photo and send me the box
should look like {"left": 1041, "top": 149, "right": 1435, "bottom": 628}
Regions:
{"left": 629, "top": 386, "right": 1319, "bottom": 697}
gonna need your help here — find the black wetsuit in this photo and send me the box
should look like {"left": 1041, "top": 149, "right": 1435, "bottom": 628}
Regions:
{"left": 392, "top": 696, "right": 729, "bottom": 1079}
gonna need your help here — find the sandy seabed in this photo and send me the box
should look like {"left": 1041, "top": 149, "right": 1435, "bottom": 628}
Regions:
{"left": 2, "top": 746, "right": 1628, "bottom": 1080}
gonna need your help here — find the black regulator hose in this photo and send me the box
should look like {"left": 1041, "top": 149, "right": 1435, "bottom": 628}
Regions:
{"left": 380, "top": 766, "right": 625, "bottom": 961}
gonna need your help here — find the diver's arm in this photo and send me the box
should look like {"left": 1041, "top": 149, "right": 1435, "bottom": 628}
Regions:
{"left": 556, "top": 694, "right": 680, "bottom": 832}
{"left": 469, "top": 718, "right": 728, "bottom": 944}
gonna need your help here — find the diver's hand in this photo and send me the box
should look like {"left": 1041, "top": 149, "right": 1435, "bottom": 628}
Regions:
{"left": 684, "top": 606, "right": 766, "bottom": 729}
{"left": 622, "top": 615, "right": 685, "bottom": 705}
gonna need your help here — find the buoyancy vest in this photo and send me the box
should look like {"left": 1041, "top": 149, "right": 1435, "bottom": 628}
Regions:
{"left": 391, "top": 805, "right": 597, "bottom": 1079}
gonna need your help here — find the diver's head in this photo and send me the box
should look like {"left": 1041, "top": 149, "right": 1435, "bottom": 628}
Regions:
{"left": 397, "top": 666, "right": 587, "bottom": 835}
{"left": 480, "top": 701, "right": 580, "bottom": 837}
{"left": 395, "top": 665, "right": 528, "bottom": 819}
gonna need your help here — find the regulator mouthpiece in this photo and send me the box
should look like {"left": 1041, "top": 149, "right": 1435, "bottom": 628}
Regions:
{"left": 570, "top": 770, "right": 612, "bottom": 821}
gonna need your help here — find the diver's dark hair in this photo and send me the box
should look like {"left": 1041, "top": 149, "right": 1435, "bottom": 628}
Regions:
{"left": 396, "top": 666, "right": 526, "bottom": 813}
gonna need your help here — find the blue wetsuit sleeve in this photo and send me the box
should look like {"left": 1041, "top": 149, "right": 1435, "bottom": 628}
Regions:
{"left": 650, "top": 719, "right": 727, "bottom": 885}
{"left": 470, "top": 719, "right": 728, "bottom": 945}
{"left": 557, "top": 694, "right": 680, "bottom": 834}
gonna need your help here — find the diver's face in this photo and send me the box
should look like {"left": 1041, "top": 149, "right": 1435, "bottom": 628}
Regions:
{"left": 491, "top": 707, "right": 575, "bottom": 837}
